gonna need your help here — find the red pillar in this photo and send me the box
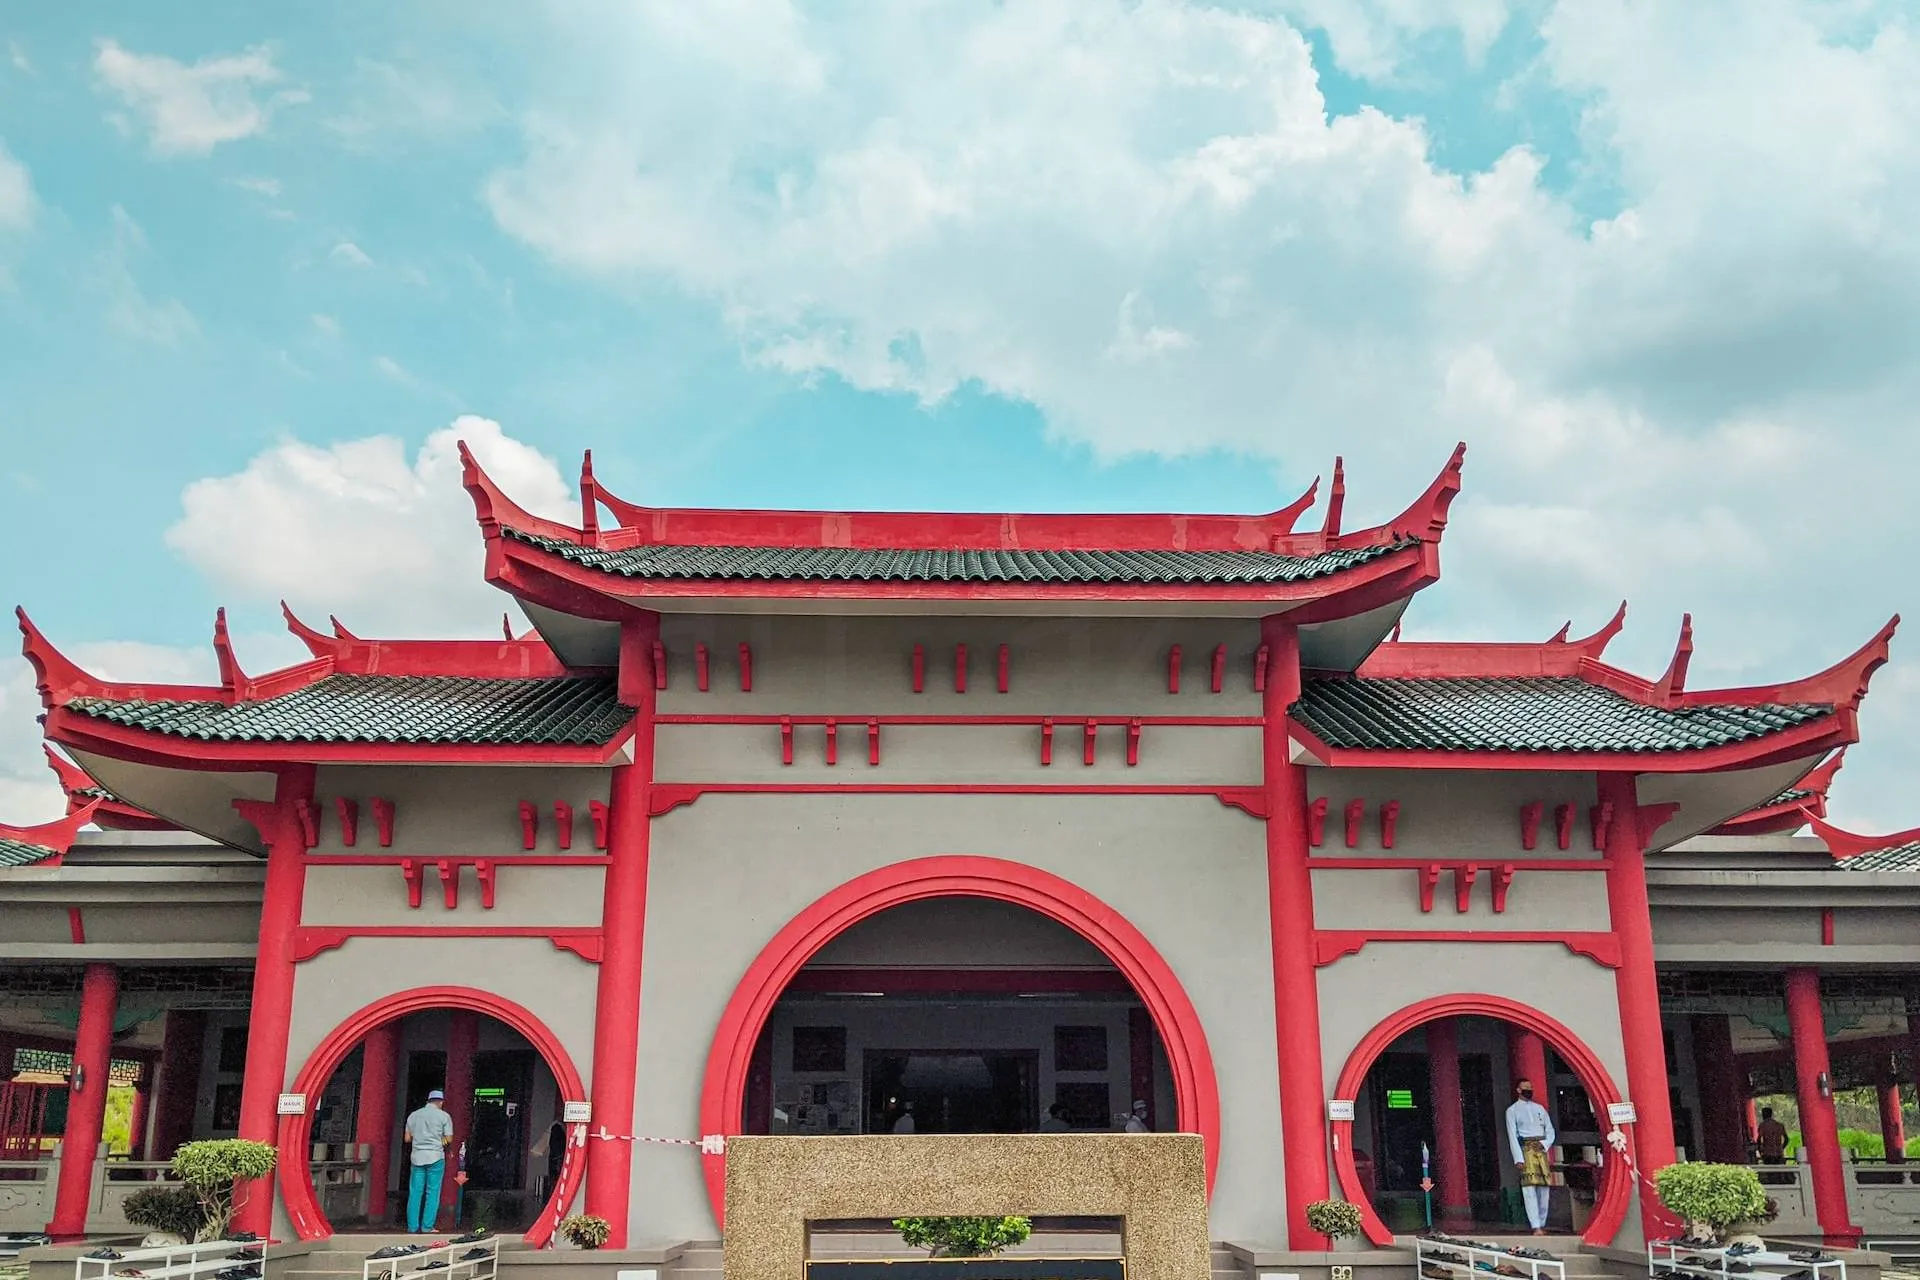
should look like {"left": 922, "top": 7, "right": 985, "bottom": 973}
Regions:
{"left": 127, "top": 1086, "right": 149, "bottom": 1159}
{"left": 152, "top": 1010, "right": 205, "bottom": 1162}
{"left": 1507, "top": 1026, "right": 1550, "bottom": 1102}
{"left": 355, "top": 1024, "right": 399, "bottom": 1222}
{"left": 1261, "top": 617, "right": 1331, "bottom": 1248}
{"left": 48, "top": 964, "right": 119, "bottom": 1237}
{"left": 1879, "top": 1083, "right": 1906, "bottom": 1164}
{"left": 1428, "top": 1018, "right": 1472, "bottom": 1224}
{"left": 1746, "top": 1099, "right": 1760, "bottom": 1161}
{"left": 232, "top": 766, "right": 315, "bottom": 1237}
{"left": 1129, "top": 1008, "right": 1155, "bottom": 1129}
{"left": 1691, "top": 1014, "right": 1747, "bottom": 1165}
{"left": 1596, "top": 772, "right": 1680, "bottom": 1238}
{"left": 586, "top": 613, "right": 661, "bottom": 1247}
{"left": 1785, "top": 968, "right": 1858, "bottom": 1244}
{"left": 441, "top": 1012, "right": 478, "bottom": 1211}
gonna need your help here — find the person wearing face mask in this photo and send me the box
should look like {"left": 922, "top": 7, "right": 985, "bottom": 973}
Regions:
{"left": 1506, "top": 1078, "right": 1556, "bottom": 1235}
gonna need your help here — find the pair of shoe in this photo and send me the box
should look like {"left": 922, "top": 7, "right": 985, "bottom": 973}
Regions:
{"left": 83, "top": 1249, "right": 124, "bottom": 1261}
{"left": 449, "top": 1231, "right": 491, "bottom": 1245}
{"left": 419, "top": 1263, "right": 450, "bottom": 1272}
{"left": 1787, "top": 1252, "right": 1831, "bottom": 1264}
{"left": 1422, "top": 1266, "right": 1452, "bottom": 1279}
{"left": 458, "top": 1248, "right": 492, "bottom": 1262}
{"left": 1508, "top": 1247, "right": 1555, "bottom": 1260}
{"left": 1492, "top": 1264, "right": 1526, "bottom": 1277}
{"left": 214, "top": 1266, "right": 261, "bottom": 1280}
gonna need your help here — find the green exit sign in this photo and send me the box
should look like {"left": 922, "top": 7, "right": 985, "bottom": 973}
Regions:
{"left": 1386, "top": 1089, "right": 1416, "bottom": 1110}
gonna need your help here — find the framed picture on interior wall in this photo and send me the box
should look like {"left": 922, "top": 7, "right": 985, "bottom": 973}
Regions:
{"left": 1053, "top": 1082, "right": 1110, "bottom": 1129}
{"left": 217, "top": 1026, "right": 249, "bottom": 1073}
{"left": 1054, "top": 1026, "right": 1108, "bottom": 1072}
{"left": 792, "top": 1026, "right": 846, "bottom": 1074}
{"left": 212, "top": 1083, "right": 243, "bottom": 1130}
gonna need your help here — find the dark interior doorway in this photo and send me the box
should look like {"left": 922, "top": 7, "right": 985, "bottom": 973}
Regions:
{"left": 865, "top": 1051, "right": 1038, "bottom": 1133}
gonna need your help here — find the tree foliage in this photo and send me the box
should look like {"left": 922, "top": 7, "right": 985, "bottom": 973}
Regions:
{"left": 1305, "top": 1198, "right": 1365, "bottom": 1240}
{"left": 170, "top": 1139, "right": 277, "bottom": 1241}
{"left": 122, "top": 1186, "right": 207, "bottom": 1239}
{"left": 893, "top": 1216, "right": 1034, "bottom": 1257}
{"left": 1654, "top": 1163, "right": 1769, "bottom": 1231}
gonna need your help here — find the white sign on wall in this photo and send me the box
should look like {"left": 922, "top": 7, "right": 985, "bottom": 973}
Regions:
{"left": 1607, "top": 1101, "right": 1638, "bottom": 1125}
{"left": 563, "top": 1101, "right": 593, "bottom": 1124}
{"left": 1327, "top": 1100, "right": 1356, "bottom": 1122}
{"left": 277, "top": 1093, "right": 307, "bottom": 1116}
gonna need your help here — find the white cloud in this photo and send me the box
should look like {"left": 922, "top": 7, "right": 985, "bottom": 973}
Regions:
{"left": 164, "top": 418, "right": 575, "bottom": 637}
{"left": 96, "top": 206, "right": 197, "bottom": 344}
{"left": 311, "top": 312, "right": 341, "bottom": 337}
{"left": 0, "top": 138, "right": 32, "bottom": 230}
{"left": 94, "top": 38, "right": 302, "bottom": 156}
{"left": 232, "top": 175, "right": 281, "bottom": 197}
{"left": 329, "top": 240, "right": 374, "bottom": 268}
{"left": 481, "top": 0, "right": 1920, "bottom": 826}
{"left": 8, "top": 41, "right": 31, "bottom": 76}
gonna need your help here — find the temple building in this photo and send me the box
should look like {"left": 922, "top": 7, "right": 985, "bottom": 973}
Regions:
{"left": 4, "top": 439, "right": 1919, "bottom": 1257}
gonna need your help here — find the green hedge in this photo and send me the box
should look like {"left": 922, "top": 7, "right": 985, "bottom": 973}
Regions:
{"left": 1654, "top": 1164, "right": 1768, "bottom": 1230}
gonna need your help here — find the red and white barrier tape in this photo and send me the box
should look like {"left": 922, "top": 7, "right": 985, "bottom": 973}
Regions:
{"left": 584, "top": 1125, "right": 727, "bottom": 1155}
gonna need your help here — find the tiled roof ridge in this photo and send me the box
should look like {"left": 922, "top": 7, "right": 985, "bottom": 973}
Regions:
{"left": 1808, "top": 813, "right": 1920, "bottom": 865}
{"left": 0, "top": 800, "right": 100, "bottom": 870}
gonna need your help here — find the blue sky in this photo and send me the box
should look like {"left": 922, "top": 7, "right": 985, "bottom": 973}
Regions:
{"left": 3, "top": 1, "right": 1919, "bottom": 826}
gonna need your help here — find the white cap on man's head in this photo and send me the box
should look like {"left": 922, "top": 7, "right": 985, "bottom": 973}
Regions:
{"left": 1132, "top": 1100, "right": 1148, "bottom": 1112}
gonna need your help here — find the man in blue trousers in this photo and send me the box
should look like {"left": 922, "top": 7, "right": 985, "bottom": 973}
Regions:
{"left": 403, "top": 1089, "right": 455, "bottom": 1233}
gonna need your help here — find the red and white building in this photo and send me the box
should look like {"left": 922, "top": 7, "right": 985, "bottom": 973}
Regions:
{"left": 2, "top": 440, "right": 1915, "bottom": 1255}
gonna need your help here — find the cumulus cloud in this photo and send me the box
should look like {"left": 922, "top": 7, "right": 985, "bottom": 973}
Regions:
{"left": 330, "top": 240, "right": 373, "bottom": 268}
{"left": 94, "top": 38, "right": 303, "bottom": 156}
{"left": 0, "top": 138, "right": 33, "bottom": 230}
{"left": 480, "top": 0, "right": 1920, "bottom": 823}
{"left": 164, "top": 418, "right": 575, "bottom": 637}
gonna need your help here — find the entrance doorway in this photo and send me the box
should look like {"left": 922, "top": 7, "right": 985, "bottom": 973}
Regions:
{"left": 866, "top": 1050, "right": 1038, "bottom": 1133}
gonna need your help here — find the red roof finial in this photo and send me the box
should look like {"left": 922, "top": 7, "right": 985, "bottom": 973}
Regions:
{"left": 213, "top": 608, "right": 249, "bottom": 701}
{"left": 580, "top": 450, "right": 600, "bottom": 539}
{"left": 1678, "top": 614, "right": 1900, "bottom": 710}
{"left": 16, "top": 607, "right": 107, "bottom": 709}
{"left": 0, "top": 798, "right": 102, "bottom": 867}
{"left": 503, "top": 613, "right": 515, "bottom": 642}
{"left": 1565, "top": 601, "right": 1628, "bottom": 659}
{"left": 1801, "top": 748, "right": 1847, "bottom": 801}
{"left": 1384, "top": 442, "right": 1467, "bottom": 543}
{"left": 1388, "top": 618, "right": 1402, "bottom": 643}
{"left": 282, "top": 601, "right": 336, "bottom": 659}
{"left": 1658, "top": 613, "right": 1694, "bottom": 705}
{"left": 43, "top": 744, "right": 95, "bottom": 798}
{"left": 458, "top": 438, "right": 583, "bottom": 544}
{"left": 329, "top": 615, "right": 360, "bottom": 640}
{"left": 1320, "top": 457, "right": 1346, "bottom": 540}
{"left": 1807, "top": 812, "right": 1920, "bottom": 861}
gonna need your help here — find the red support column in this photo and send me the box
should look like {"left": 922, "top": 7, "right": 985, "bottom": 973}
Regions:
{"left": 1507, "top": 1026, "right": 1550, "bottom": 1102}
{"left": 1879, "top": 1083, "right": 1906, "bottom": 1164}
{"left": 1428, "top": 1018, "right": 1472, "bottom": 1224}
{"left": 587, "top": 613, "right": 661, "bottom": 1248}
{"left": 1261, "top": 616, "right": 1331, "bottom": 1249}
{"left": 48, "top": 964, "right": 119, "bottom": 1237}
{"left": 355, "top": 1024, "right": 399, "bottom": 1222}
{"left": 441, "top": 1012, "right": 478, "bottom": 1212}
{"left": 1746, "top": 1099, "right": 1759, "bottom": 1161}
{"left": 234, "top": 765, "right": 315, "bottom": 1238}
{"left": 152, "top": 1010, "right": 205, "bottom": 1163}
{"left": 1691, "top": 1014, "right": 1747, "bottom": 1166}
{"left": 1596, "top": 771, "right": 1680, "bottom": 1239}
{"left": 1785, "top": 968, "right": 1858, "bottom": 1244}
{"left": 127, "top": 1086, "right": 149, "bottom": 1160}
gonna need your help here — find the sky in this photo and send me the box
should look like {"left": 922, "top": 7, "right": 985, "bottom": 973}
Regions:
{"left": 2, "top": 0, "right": 1918, "bottom": 828}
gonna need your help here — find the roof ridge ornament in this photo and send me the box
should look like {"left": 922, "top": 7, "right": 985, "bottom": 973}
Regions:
{"left": 1806, "top": 812, "right": 1920, "bottom": 861}
{"left": 1553, "top": 601, "right": 1628, "bottom": 658}
{"left": 16, "top": 606, "right": 108, "bottom": 709}
{"left": 1381, "top": 441, "right": 1467, "bottom": 544}
{"left": 0, "top": 798, "right": 102, "bottom": 868}
{"left": 1319, "top": 457, "right": 1346, "bottom": 540}
{"left": 282, "top": 601, "right": 335, "bottom": 659}
{"left": 580, "top": 450, "right": 601, "bottom": 540}
{"left": 213, "top": 608, "right": 249, "bottom": 702}
{"left": 1675, "top": 614, "right": 1900, "bottom": 710}
{"left": 1656, "top": 613, "right": 1693, "bottom": 705}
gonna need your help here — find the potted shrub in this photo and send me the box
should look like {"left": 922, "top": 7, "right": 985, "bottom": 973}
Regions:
{"left": 171, "top": 1139, "right": 278, "bottom": 1242}
{"left": 1654, "top": 1164, "right": 1769, "bottom": 1242}
{"left": 1723, "top": 1196, "right": 1780, "bottom": 1251}
{"left": 893, "top": 1216, "right": 1034, "bottom": 1257}
{"left": 123, "top": 1185, "right": 207, "bottom": 1245}
{"left": 558, "top": 1213, "right": 612, "bottom": 1250}
{"left": 1305, "top": 1199, "right": 1364, "bottom": 1244}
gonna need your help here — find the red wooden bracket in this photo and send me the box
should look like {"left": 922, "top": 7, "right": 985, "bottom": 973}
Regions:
{"left": 1083, "top": 720, "right": 1098, "bottom": 766}
{"left": 336, "top": 797, "right": 359, "bottom": 848}
{"left": 1126, "top": 719, "right": 1143, "bottom": 766}
{"left": 1590, "top": 801, "right": 1613, "bottom": 851}
{"left": 1418, "top": 863, "right": 1441, "bottom": 913}
{"left": 652, "top": 640, "right": 668, "bottom": 690}
{"left": 1040, "top": 719, "right": 1054, "bottom": 766}
{"left": 824, "top": 719, "right": 839, "bottom": 766}
{"left": 1554, "top": 803, "right": 1574, "bottom": 851}
{"left": 955, "top": 643, "right": 968, "bottom": 693}
{"left": 780, "top": 717, "right": 794, "bottom": 766}
{"left": 1491, "top": 863, "right": 1516, "bottom": 914}
{"left": 1307, "top": 796, "right": 1329, "bottom": 847}
{"left": 554, "top": 801, "right": 575, "bottom": 851}
{"left": 868, "top": 719, "right": 881, "bottom": 766}
{"left": 436, "top": 859, "right": 459, "bottom": 910}
{"left": 1453, "top": 863, "right": 1480, "bottom": 914}
{"left": 475, "top": 859, "right": 498, "bottom": 910}
{"left": 997, "top": 643, "right": 1010, "bottom": 693}
{"left": 372, "top": 797, "right": 395, "bottom": 847}
{"left": 1344, "top": 799, "right": 1364, "bottom": 849}
{"left": 695, "top": 643, "right": 710, "bottom": 692}
{"left": 1519, "top": 801, "right": 1544, "bottom": 851}
{"left": 738, "top": 642, "right": 753, "bottom": 692}
{"left": 518, "top": 801, "right": 538, "bottom": 850}
{"left": 293, "top": 798, "right": 319, "bottom": 849}
{"left": 589, "top": 801, "right": 609, "bottom": 850}
{"left": 1211, "top": 644, "right": 1226, "bottom": 694}
{"left": 1167, "top": 645, "right": 1182, "bottom": 694}
{"left": 1253, "top": 644, "right": 1270, "bottom": 692}
{"left": 912, "top": 644, "right": 925, "bottom": 693}
{"left": 1379, "top": 800, "right": 1401, "bottom": 849}
{"left": 401, "top": 860, "right": 424, "bottom": 909}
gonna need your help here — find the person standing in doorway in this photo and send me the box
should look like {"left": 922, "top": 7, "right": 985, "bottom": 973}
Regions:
{"left": 1756, "top": 1107, "right": 1789, "bottom": 1164}
{"left": 1039, "top": 1103, "right": 1071, "bottom": 1133}
{"left": 1506, "top": 1078, "right": 1556, "bottom": 1236}
{"left": 892, "top": 1101, "right": 916, "bottom": 1133}
{"left": 1124, "top": 1100, "right": 1151, "bottom": 1133}
{"left": 404, "top": 1089, "right": 455, "bottom": 1233}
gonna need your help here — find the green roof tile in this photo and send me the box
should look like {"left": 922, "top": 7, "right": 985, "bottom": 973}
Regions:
{"left": 67, "top": 674, "right": 630, "bottom": 746}
{"left": 1834, "top": 842, "right": 1920, "bottom": 872}
{"left": 504, "top": 528, "right": 1412, "bottom": 585}
{"left": 0, "top": 837, "right": 59, "bottom": 868}
{"left": 1290, "top": 676, "right": 1831, "bottom": 753}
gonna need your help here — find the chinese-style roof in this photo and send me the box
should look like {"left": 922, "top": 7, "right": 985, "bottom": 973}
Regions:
{"left": 0, "top": 803, "right": 100, "bottom": 869}
{"left": 1809, "top": 814, "right": 1920, "bottom": 871}
{"left": 465, "top": 444, "right": 1468, "bottom": 617}
{"left": 503, "top": 527, "right": 1413, "bottom": 585}
{"left": 1291, "top": 676, "right": 1831, "bottom": 754}
{"left": 1708, "top": 750, "right": 1843, "bottom": 836}
{"left": 44, "top": 746, "right": 177, "bottom": 831}
{"left": 1833, "top": 842, "right": 1920, "bottom": 873}
{"left": 65, "top": 673, "right": 627, "bottom": 746}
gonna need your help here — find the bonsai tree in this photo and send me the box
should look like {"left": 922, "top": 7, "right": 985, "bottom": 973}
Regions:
{"left": 1305, "top": 1198, "right": 1365, "bottom": 1243}
{"left": 894, "top": 1216, "right": 1034, "bottom": 1257}
{"left": 558, "top": 1213, "right": 612, "bottom": 1250}
{"left": 1654, "top": 1163, "right": 1769, "bottom": 1240}
{"left": 123, "top": 1185, "right": 207, "bottom": 1242}
{"left": 170, "top": 1139, "right": 278, "bottom": 1241}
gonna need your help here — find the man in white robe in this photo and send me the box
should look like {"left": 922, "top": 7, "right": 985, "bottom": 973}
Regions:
{"left": 1506, "top": 1079, "right": 1557, "bottom": 1234}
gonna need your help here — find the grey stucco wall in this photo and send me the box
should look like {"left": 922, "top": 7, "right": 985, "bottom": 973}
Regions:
{"left": 631, "top": 792, "right": 1284, "bottom": 1245}
{"left": 310, "top": 766, "right": 616, "bottom": 858}
{"left": 1310, "top": 868, "right": 1612, "bottom": 931}
{"left": 300, "top": 863, "right": 606, "bottom": 928}
{"left": 1306, "top": 768, "right": 1600, "bottom": 862}
{"left": 811, "top": 896, "right": 1114, "bottom": 968}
